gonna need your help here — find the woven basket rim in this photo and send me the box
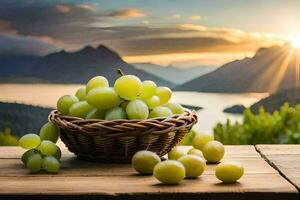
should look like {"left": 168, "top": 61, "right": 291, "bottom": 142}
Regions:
{"left": 49, "top": 110, "right": 198, "bottom": 138}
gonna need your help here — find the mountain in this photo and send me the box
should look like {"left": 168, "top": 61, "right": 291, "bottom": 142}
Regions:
{"left": 176, "top": 45, "right": 300, "bottom": 93}
{"left": 224, "top": 88, "right": 300, "bottom": 114}
{"left": 133, "top": 63, "right": 217, "bottom": 84}
{"left": 0, "top": 102, "right": 51, "bottom": 136}
{"left": 250, "top": 88, "right": 300, "bottom": 113}
{"left": 0, "top": 45, "right": 173, "bottom": 87}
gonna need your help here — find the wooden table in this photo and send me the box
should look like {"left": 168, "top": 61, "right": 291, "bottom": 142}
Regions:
{"left": 0, "top": 145, "right": 299, "bottom": 200}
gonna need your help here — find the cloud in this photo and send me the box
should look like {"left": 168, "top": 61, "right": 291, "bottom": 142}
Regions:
{"left": 0, "top": 34, "right": 58, "bottom": 56}
{"left": 0, "top": 1, "right": 288, "bottom": 58}
{"left": 75, "top": 4, "right": 94, "bottom": 11}
{"left": 55, "top": 5, "right": 71, "bottom": 14}
{"left": 189, "top": 15, "right": 202, "bottom": 20}
{"left": 107, "top": 8, "right": 145, "bottom": 19}
{"left": 173, "top": 14, "right": 181, "bottom": 19}
{"left": 0, "top": 20, "right": 17, "bottom": 35}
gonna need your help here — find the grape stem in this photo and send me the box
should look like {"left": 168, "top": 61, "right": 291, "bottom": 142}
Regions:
{"left": 117, "top": 69, "right": 125, "bottom": 77}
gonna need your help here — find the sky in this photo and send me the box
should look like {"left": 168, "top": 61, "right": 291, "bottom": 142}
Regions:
{"left": 0, "top": 0, "right": 300, "bottom": 67}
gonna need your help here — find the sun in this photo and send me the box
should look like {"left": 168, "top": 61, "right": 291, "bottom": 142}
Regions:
{"left": 291, "top": 37, "right": 300, "bottom": 48}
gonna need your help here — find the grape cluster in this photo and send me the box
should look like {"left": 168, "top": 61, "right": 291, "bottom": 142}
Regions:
{"left": 19, "top": 122, "right": 61, "bottom": 173}
{"left": 57, "top": 74, "right": 184, "bottom": 120}
{"left": 132, "top": 127, "right": 244, "bottom": 184}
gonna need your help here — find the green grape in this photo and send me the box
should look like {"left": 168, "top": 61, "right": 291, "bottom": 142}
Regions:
{"left": 215, "top": 161, "right": 244, "bottom": 183}
{"left": 144, "top": 96, "right": 160, "bottom": 109}
{"left": 155, "top": 87, "right": 172, "bottom": 105}
{"left": 53, "top": 146, "right": 62, "bottom": 160}
{"left": 69, "top": 101, "right": 94, "bottom": 118}
{"left": 168, "top": 147, "right": 186, "bottom": 160}
{"left": 139, "top": 80, "right": 157, "bottom": 100}
{"left": 86, "top": 76, "right": 109, "bottom": 93}
{"left": 19, "top": 133, "right": 41, "bottom": 149}
{"left": 75, "top": 86, "right": 87, "bottom": 101}
{"left": 132, "top": 150, "right": 161, "bottom": 175}
{"left": 39, "top": 122, "right": 59, "bottom": 143}
{"left": 165, "top": 103, "right": 185, "bottom": 115}
{"left": 192, "top": 132, "right": 214, "bottom": 150}
{"left": 202, "top": 140, "right": 225, "bottom": 163}
{"left": 149, "top": 106, "right": 172, "bottom": 118}
{"left": 114, "top": 75, "right": 142, "bottom": 100}
{"left": 26, "top": 153, "right": 43, "bottom": 173}
{"left": 42, "top": 156, "right": 60, "bottom": 173}
{"left": 126, "top": 99, "right": 149, "bottom": 119}
{"left": 178, "top": 155, "right": 206, "bottom": 178}
{"left": 57, "top": 95, "right": 79, "bottom": 115}
{"left": 105, "top": 107, "right": 127, "bottom": 120}
{"left": 153, "top": 160, "right": 185, "bottom": 184}
{"left": 86, "top": 108, "right": 106, "bottom": 119}
{"left": 187, "top": 148, "right": 204, "bottom": 158}
{"left": 87, "top": 87, "right": 121, "bottom": 109}
{"left": 38, "top": 140, "right": 58, "bottom": 156}
{"left": 21, "top": 149, "right": 37, "bottom": 165}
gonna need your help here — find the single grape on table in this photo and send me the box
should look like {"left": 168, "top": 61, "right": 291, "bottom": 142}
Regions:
{"left": 132, "top": 151, "right": 161, "bottom": 175}
{"left": 178, "top": 155, "right": 206, "bottom": 178}
{"left": 202, "top": 140, "right": 225, "bottom": 163}
{"left": 192, "top": 132, "right": 214, "bottom": 151}
{"left": 215, "top": 161, "right": 244, "bottom": 183}
{"left": 153, "top": 160, "right": 185, "bottom": 184}
{"left": 168, "top": 147, "right": 186, "bottom": 160}
{"left": 187, "top": 148, "right": 204, "bottom": 158}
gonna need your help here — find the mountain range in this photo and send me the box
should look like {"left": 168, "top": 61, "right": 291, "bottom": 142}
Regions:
{"left": 133, "top": 63, "right": 217, "bottom": 84}
{"left": 0, "top": 45, "right": 173, "bottom": 87}
{"left": 176, "top": 45, "right": 300, "bottom": 93}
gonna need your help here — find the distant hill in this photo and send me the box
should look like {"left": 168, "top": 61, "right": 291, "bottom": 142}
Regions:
{"left": 250, "top": 88, "right": 300, "bottom": 113}
{"left": 133, "top": 63, "right": 217, "bottom": 84}
{"left": 0, "top": 45, "right": 173, "bottom": 87}
{"left": 176, "top": 45, "right": 300, "bottom": 93}
{"left": 224, "top": 88, "right": 300, "bottom": 114}
{"left": 0, "top": 102, "right": 51, "bottom": 136}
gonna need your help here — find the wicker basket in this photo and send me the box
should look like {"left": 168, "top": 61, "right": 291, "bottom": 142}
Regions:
{"left": 49, "top": 110, "right": 198, "bottom": 163}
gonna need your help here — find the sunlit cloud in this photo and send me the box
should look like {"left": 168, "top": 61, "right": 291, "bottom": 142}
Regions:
{"left": 108, "top": 8, "right": 145, "bottom": 19}
{"left": 75, "top": 4, "right": 94, "bottom": 11}
{"left": 179, "top": 24, "right": 207, "bottom": 31}
{"left": 189, "top": 15, "right": 202, "bottom": 20}
{"left": 173, "top": 14, "right": 181, "bottom": 19}
{"left": 55, "top": 5, "right": 71, "bottom": 14}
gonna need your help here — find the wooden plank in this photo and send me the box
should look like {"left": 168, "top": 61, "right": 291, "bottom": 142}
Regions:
{"left": 0, "top": 145, "right": 297, "bottom": 200}
{"left": 0, "top": 145, "right": 260, "bottom": 159}
{"left": 256, "top": 145, "right": 300, "bottom": 193}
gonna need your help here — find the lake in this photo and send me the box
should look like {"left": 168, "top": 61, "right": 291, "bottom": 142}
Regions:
{"left": 0, "top": 84, "right": 268, "bottom": 133}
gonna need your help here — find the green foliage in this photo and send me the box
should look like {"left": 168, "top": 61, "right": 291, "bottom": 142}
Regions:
{"left": 0, "top": 128, "right": 19, "bottom": 146}
{"left": 214, "top": 103, "right": 300, "bottom": 145}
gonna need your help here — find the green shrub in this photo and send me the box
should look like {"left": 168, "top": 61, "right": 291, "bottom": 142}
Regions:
{"left": 214, "top": 103, "right": 300, "bottom": 145}
{"left": 0, "top": 128, "right": 19, "bottom": 146}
